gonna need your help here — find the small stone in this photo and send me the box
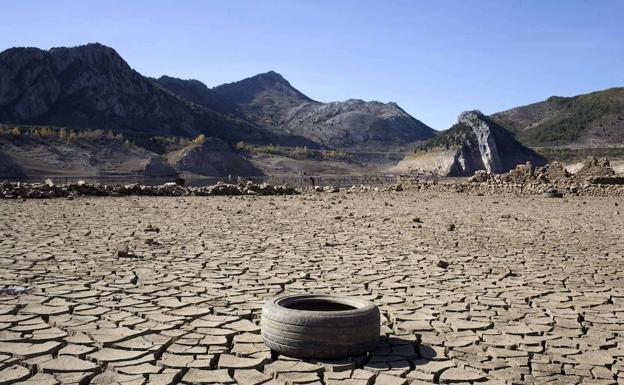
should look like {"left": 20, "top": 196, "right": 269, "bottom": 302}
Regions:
{"left": 116, "top": 242, "right": 130, "bottom": 258}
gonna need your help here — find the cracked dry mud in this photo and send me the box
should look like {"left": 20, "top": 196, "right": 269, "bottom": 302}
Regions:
{"left": 0, "top": 191, "right": 623, "bottom": 385}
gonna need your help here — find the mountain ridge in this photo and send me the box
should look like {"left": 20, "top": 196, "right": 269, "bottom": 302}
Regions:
{"left": 0, "top": 43, "right": 273, "bottom": 145}
{"left": 490, "top": 87, "right": 624, "bottom": 147}
{"left": 155, "top": 69, "right": 437, "bottom": 150}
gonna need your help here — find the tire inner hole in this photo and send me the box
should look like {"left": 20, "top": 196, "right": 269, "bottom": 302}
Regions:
{"left": 286, "top": 300, "right": 357, "bottom": 311}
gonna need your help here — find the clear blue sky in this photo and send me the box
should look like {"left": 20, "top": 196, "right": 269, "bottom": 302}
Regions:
{"left": 1, "top": 0, "right": 622, "bottom": 130}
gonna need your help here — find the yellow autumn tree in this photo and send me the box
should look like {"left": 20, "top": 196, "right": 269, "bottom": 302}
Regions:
{"left": 193, "top": 134, "right": 206, "bottom": 145}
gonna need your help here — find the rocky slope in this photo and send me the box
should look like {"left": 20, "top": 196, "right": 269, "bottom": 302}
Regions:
{"left": 160, "top": 71, "right": 437, "bottom": 150}
{"left": 394, "top": 111, "right": 546, "bottom": 176}
{"left": 211, "top": 71, "right": 315, "bottom": 125}
{"left": 490, "top": 87, "right": 624, "bottom": 147}
{"left": 0, "top": 43, "right": 268, "bottom": 143}
{"left": 277, "top": 99, "right": 436, "bottom": 150}
{"left": 154, "top": 75, "right": 236, "bottom": 117}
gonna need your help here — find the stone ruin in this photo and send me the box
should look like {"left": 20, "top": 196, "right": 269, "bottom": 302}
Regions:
{"left": 468, "top": 157, "right": 619, "bottom": 185}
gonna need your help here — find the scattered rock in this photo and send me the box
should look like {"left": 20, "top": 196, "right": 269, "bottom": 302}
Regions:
{"left": 0, "top": 181, "right": 299, "bottom": 199}
{"left": 116, "top": 243, "right": 131, "bottom": 258}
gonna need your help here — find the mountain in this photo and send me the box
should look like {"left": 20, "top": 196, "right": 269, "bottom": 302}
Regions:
{"left": 490, "top": 87, "right": 624, "bottom": 147}
{"left": 0, "top": 42, "right": 439, "bottom": 179}
{"left": 158, "top": 70, "right": 437, "bottom": 150}
{"left": 211, "top": 71, "right": 315, "bottom": 125}
{"left": 277, "top": 99, "right": 437, "bottom": 149}
{"left": 0, "top": 43, "right": 267, "bottom": 143}
{"left": 209, "top": 71, "right": 436, "bottom": 149}
{"left": 393, "top": 110, "right": 545, "bottom": 176}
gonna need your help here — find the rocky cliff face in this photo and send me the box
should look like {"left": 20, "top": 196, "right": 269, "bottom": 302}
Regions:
{"left": 0, "top": 44, "right": 269, "bottom": 143}
{"left": 395, "top": 111, "right": 546, "bottom": 176}
{"left": 456, "top": 111, "right": 546, "bottom": 174}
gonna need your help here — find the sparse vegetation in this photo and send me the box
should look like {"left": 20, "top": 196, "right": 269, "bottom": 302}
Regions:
{"left": 235, "top": 141, "right": 351, "bottom": 161}
{"left": 493, "top": 87, "right": 624, "bottom": 146}
{"left": 192, "top": 134, "right": 206, "bottom": 145}
{"left": 535, "top": 146, "right": 624, "bottom": 162}
{"left": 0, "top": 125, "right": 125, "bottom": 142}
{"left": 416, "top": 123, "right": 476, "bottom": 152}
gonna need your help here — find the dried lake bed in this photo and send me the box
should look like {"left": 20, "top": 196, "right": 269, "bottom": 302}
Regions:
{"left": 1, "top": 191, "right": 623, "bottom": 384}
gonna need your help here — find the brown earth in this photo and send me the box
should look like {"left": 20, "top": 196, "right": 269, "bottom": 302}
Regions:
{"left": 0, "top": 191, "right": 623, "bottom": 384}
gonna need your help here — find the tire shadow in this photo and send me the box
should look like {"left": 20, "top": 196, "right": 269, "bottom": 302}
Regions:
{"left": 367, "top": 335, "right": 437, "bottom": 371}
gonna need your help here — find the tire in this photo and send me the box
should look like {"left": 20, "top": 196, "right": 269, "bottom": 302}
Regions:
{"left": 260, "top": 294, "right": 380, "bottom": 359}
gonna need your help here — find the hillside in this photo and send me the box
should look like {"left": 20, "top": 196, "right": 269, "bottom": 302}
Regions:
{"left": 154, "top": 75, "right": 236, "bottom": 117}
{"left": 490, "top": 87, "right": 624, "bottom": 147}
{"left": 277, "top": 99, "right": 436, "bottom": 150}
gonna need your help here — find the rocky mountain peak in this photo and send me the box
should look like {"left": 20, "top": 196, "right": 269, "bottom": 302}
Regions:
{"left": 457, "top": 110, "right": 504, "bottom": 173}
{"left": 211, "top": 70, "right": 315, "bottom": 125}
{"left": 0, "top": 43, "right": 263, "bottom": 139}
{"left": 214, "top": 70, "right": 313, "bottom": 102}
{"left": 456, "top": 109, "right": 545, "bottom": 174}
{"left": 158, "top": 75, "right": 208, "bottom": 90}
{"left": 458, "top": 110, "right": 486, "bottom": 124}
{"left": 405, "top": 110, "right": 546, "bottom": 176}
{"left": 46, "top": 43, "right": 131, "bottom": 73}
{"left": 251, "top": 70, "right": 288, "bottom": 83}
